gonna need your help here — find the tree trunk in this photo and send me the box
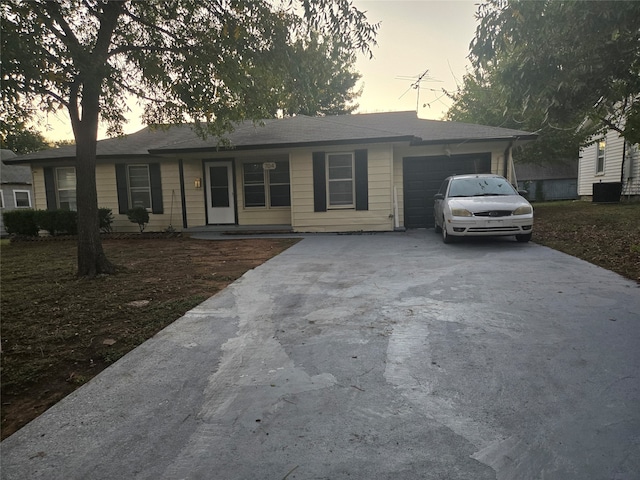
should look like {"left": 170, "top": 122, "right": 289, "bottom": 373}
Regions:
{"left": 72, "top": 81, "right": 115, "bottom": 278}
{"left": 75, "top": 128, "right": 115, "bottom": 277}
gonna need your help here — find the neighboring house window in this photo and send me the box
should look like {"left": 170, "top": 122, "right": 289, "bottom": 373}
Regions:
{"left": 312, "top": 150, "right": 368, "bottom": 212}
{"left": 56, "top": 167, "right": 77, "bottom": 210}
{"left": 127, "top": 165, "right": 152, "bottom": 209}
{"left": 0, "top": 190, "right": 4, "bottom": 208}
{"left": 14, "top": 190, "right": 32, "bottom": 208}
{"left": 115, "top": 163, "right": 164, "bottom": 214}
{"left": 596, "top": 140, "right": 606, "bottom": 174}
{"left": 242, "top": 161, "right": 290, "bottom": 208}
{"left": 327, "top": 153, "right": 354, "bottom": 207}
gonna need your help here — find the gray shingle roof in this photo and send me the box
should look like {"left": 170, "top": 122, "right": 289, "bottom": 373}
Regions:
{"left": 1, "top": 150, "right": 32, "bottom": 184}
{"left": 7, "top": 111, "right": 537, "bottom": 163}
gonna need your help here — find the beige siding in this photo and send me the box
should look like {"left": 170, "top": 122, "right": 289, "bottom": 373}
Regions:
{"left": 31, "top": 168, "right": 46, "bottom": 211}
{"left": 290, "top": 144, "right": 394, "bottom": 232}
{"left": 181, "top": 159, "right": 206, "bottom": 227}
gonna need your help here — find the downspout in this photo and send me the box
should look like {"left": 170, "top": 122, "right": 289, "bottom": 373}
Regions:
{"left": 620, "top": 140, "right": 627, "bottom": 187}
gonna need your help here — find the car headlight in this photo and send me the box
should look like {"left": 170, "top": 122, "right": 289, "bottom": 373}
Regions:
{"left": 513, "top": 205, "right": 533, "bottom": 215}
{"left": 450, "top": 208, "right": 472, "bottom": 217}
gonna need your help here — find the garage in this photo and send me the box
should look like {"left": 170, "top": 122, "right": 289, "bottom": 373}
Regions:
{"left": 403, "top": 153, "right": 491, "bottom": 228}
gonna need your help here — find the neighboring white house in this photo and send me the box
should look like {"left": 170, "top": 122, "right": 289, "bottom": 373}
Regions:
{"left": 578, "top": 130, "right": 640, "bottom": 201}
{"left": 1, "top": 149, "right": 34, "bottom": 237}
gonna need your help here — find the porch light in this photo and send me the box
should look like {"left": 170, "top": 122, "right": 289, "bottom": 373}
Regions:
{"left": 194, "top": 178, "right": 202, "bottom": 189}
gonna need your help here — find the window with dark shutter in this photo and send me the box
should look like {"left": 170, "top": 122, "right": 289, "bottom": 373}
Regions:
{"left": 115, "top": 163, "right": 163, "bottom": 214}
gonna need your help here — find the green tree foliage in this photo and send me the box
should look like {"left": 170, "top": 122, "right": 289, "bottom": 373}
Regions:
{"left": 1, "top": 0, "right": 377, "bottom": 277}
{"left": 470, "top": 0, "right": 640, "bottom": 144}
{"left": 446, "top": 72, "right": 585, "bottom": 164}
{"left": 0, "top": 122, "right": 51, "bottom": 154}
{"left": 278, "top": 33, "right": 362, "bottom": 116}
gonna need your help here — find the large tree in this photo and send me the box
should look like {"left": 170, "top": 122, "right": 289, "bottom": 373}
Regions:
{"left": 1, "top": 0, "right": 377, "bottom": 277}
{"left": 449, "top": 0, "right": 640, "bottom": 160}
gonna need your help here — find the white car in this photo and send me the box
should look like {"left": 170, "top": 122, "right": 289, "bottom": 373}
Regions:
{"left": 433, "top": 174, "right": 534, "bottom": 243}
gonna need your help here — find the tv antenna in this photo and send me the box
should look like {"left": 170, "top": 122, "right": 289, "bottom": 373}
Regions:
{"left": 396, "top": 69, "right": 442, "bottom": 112}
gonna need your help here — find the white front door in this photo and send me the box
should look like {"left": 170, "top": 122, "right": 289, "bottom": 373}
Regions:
{"left": 205, "top": 161, "right": 235, "bottom": 224}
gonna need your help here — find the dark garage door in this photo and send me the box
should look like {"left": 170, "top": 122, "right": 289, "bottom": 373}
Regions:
{"left": 403, "top": 153, "right": 491, "bottom": 228}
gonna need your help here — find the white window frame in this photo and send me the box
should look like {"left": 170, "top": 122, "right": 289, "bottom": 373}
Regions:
{"left": 596, "top": 140, "right": 606, "bottom": 174}
{"left": 242, "top": 162, "right": 267, "bottom": 208}
{"left": 326, "top": 152, "right": 355, "bottom": 209}
{"left": 127, "top": 164, "right": 152, "bottom": 210}
{"left": 56, "top": 167, "right": 77, "bottom": 211}
{"left": 0, "top": 189, "right": 4, "bottom": 209}
{"left": 242, "top": 161, "right": 290, "bottom": 209}
{"left": 13, "top": 189, "right": 32, "bottom": 208}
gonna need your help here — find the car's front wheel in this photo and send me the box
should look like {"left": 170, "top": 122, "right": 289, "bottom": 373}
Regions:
{"left": 442, "top": 218, "right": 453, "bottom": 244}
{"left": 516, "top": 233, "right": 532, "bottom": 243}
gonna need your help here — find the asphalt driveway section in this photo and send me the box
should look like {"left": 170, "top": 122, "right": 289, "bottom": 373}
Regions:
{"left": 2, "top": 231, "right": 639, "bottom": 480}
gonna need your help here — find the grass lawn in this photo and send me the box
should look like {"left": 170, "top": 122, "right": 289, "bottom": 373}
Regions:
{"left": 532, "top": 201, "right": 640, "bottom": 283}
{"left": 1, "top": 201, "right": 638, "bottom": 440}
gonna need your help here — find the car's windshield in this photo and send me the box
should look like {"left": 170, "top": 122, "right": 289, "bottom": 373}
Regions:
{"left": 448, "top": 177, "right": 517, "bottom": 197}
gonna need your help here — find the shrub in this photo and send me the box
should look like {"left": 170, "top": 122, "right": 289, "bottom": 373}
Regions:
{"left": 2, "top": 209, "right": 39, "bottom": 236}
{"left": 99, "top": 208, "right": 113, "bottom": 233}
{"left": 33, "top": 210, "right": 60, "bottom": 236}
{"left": 57, "top": 209, "right": 78, "bottom": 235}
{"left": 127, "top": 207, "right": 149, "bottom": 232}
{"left": 33, "top": 209, "right": 77, "bottom": 235}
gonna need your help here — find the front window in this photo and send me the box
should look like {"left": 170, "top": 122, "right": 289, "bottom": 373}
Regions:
{"left": 243, "top": 161, "right": 290, "bottom": 208}
{"left": 596, "top": 141, "right": 606, "bottom": 174}
{"left": 13, "top": 190, "right": 32, "bottom": 208}
{"left": 128, "top": 165, "right": 152, "bottom": 209}
{"left": 327, "top": 153, "right": 354, "bottom": 207}
{"left": 56, "top": 167, "right": 77, "bottom": 211}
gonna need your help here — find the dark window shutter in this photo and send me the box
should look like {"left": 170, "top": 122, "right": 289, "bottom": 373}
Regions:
{"left": 149, "top": 163, "right": 164, "bottom": 214}
{"left": 354, "top": 149, "right": 368, "bottom": 211}
{"left": 312, "top": 152, "right": 326, "bottom": 212}
{"left": 43, "top": 167, "right": 57, "bottom": 210}
{"left": 115, "top": 164, "right": 129, "bottom": 214}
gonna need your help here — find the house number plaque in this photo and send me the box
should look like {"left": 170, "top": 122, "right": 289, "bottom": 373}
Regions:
{"left": 262, "top": 162, "right": 276, "bottom": 170}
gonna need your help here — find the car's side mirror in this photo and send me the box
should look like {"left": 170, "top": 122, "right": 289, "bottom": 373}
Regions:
{"left": 518, "top": 190, "right": 528, "bottom": 197}
{"left": 434, "top": 193, "right": 444, "bottom": 200}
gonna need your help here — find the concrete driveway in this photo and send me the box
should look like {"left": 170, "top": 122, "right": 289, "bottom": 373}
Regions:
{"left": 2, "top": 231, "right": 639, "bottom": 480}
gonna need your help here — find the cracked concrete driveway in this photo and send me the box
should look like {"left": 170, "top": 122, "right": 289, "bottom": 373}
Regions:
{"left": 2, "top": 231, "right": 639, "bottom": 480}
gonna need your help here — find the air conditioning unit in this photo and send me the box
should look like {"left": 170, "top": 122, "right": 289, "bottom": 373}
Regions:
{"left": 592, "top": 182, "right": 621, "bottom": 203}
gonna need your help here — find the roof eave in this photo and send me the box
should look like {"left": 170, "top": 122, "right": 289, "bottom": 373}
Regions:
{"left": 411, "top": 134, "right": 539, "bottom": 146}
